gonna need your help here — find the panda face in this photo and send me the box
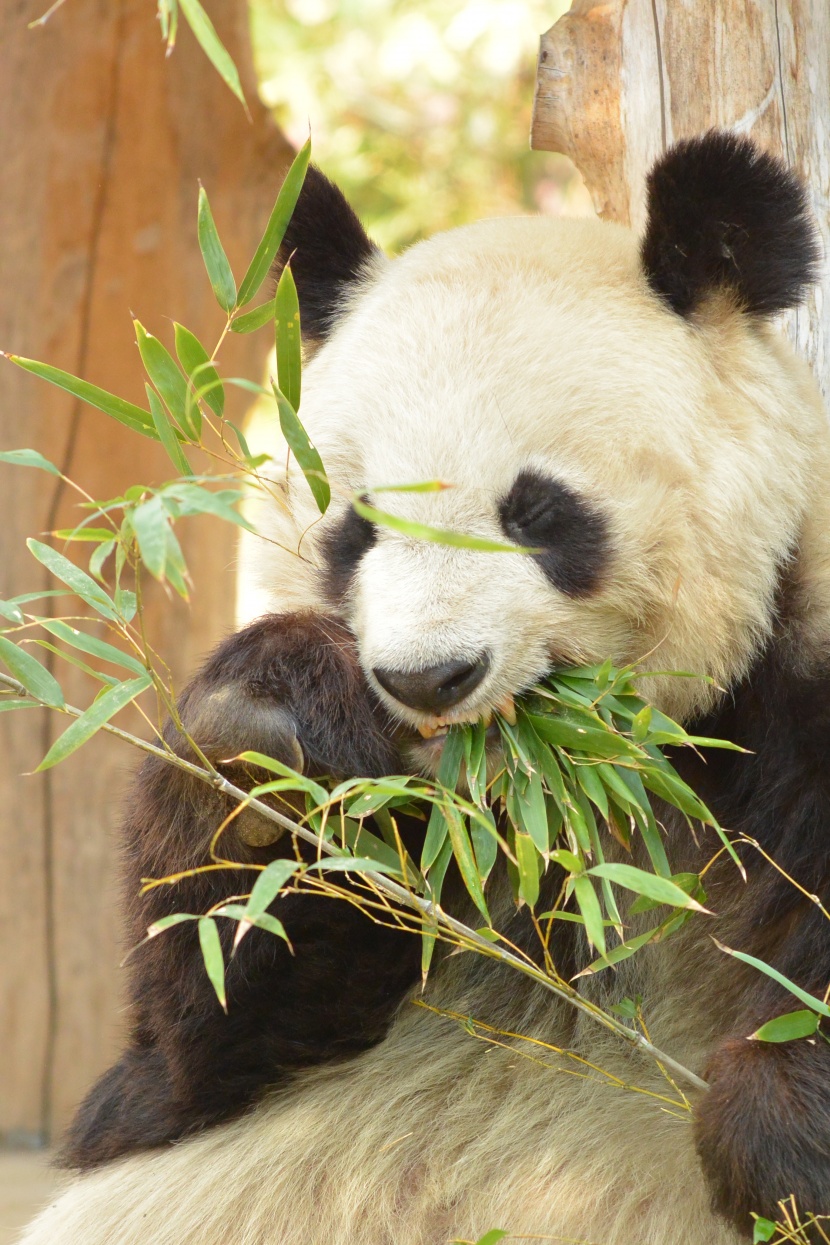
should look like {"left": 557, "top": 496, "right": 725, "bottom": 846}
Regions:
{"left": 260, "top": 151, "right": 827, "bottom": 736}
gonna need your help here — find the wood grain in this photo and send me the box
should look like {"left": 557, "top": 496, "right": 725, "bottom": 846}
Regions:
{"left": 531, "top": 0, "right": 830, "bottom": 397}
{"left": 0, "top": 0, "right": 291, "bottom": 1139}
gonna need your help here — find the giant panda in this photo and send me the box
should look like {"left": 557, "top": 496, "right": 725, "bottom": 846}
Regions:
{"left": 18, "top": 130, "right": 830, "bottom": 1245}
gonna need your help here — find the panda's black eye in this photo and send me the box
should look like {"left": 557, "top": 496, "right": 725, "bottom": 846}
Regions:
{"left": 319, "top": 503, "right": 377, "bottom": 603}
{"left": 498, "top": 468, "right": 611, "bottom": 597}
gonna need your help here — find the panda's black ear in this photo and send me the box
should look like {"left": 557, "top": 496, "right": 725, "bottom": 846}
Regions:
{"left": 273, "top": 164, "right": 382, "bottom": 343}
{"left": 641, "top": 130, "right": 821, "bottom": 318}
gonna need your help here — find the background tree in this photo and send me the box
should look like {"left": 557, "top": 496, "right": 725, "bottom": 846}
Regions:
{"left": 0, "top": 0, "right": 290, "bottom": 1143}
{"left": 531, "top": 0, "right": 830, "bottom": 397}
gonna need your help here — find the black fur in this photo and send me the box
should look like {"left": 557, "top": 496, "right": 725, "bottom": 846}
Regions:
{"left": 273, "top": 164, "right": 380, "bottom": 342}
{"left": 498, "top": 468, "right": 611, "bottom": 596}
{"left": 676, "top": 634, "right": 830, "bottom": 1236}
{"left": 319, "top": 503, "right": 377, "bottom": 604}
{"left": 641, "top": 130, "right": 821, "bottom": 317}
{"left": 61, "top": 613, "right": 421, "bottom": 1170}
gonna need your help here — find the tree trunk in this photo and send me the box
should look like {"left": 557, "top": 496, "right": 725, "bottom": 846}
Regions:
{"left": 0, "top": 0, "right": 291, "bottom": 1142}
{"left": 531, "top": 0, "right": 830, "bottom": 398}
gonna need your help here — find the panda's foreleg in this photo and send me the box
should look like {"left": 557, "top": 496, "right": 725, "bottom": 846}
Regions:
{"left": 688, "top": 647, "right": 830, "bottom": 1238}
{"left": 694, "top": 904, "right": 830, "bottom": 1238}
{"left": 59, "top": 611, "right": 422, "bottom": 1171}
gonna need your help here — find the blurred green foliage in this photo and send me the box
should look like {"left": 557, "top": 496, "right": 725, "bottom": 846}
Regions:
{"left": 248, "top": 0, "right": 592, "bottom": 250}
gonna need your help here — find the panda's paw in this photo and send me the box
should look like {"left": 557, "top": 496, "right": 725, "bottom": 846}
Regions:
{"left": 695, "top": 1033, "right": 830, "bottom": 1239}
{"left": 178, "top": 611, "right": 400, "bottom": 781}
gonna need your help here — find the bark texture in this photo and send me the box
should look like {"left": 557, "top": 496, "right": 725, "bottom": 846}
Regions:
{"left": 0, "top": 0, "right": 290, "bottom": 1141}
{"left": 531, "top": 0, "right": 830, "bottom": 397}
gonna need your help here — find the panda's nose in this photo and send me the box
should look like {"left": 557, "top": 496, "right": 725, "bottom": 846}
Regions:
{"left": 372, "top": 654, "right": 490, "bottom": 714}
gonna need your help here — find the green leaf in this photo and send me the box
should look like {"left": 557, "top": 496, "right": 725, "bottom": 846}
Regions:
{"left": 0, "top": 448, "right": 60, "bottom": 475}
{"left": 514, "top": 831, "right": 541, "bottom": 908}
{"left": 147, "top": 384, "right": 192, "bottom": 476}
{"left": 753, "top": 1219, "right": 777, "bottom": 1243}
{"left": 714, "top": 940, "right": 830, "bottom": 1018}
{"left": 246, "top": 859, "right": 301, "bottom": 918}
{"left": 36, "top": 674, "right": 152, "bottom": 770}
{"left": 230, "top": 299, "right": 277, "bottom": 334}
{"left": 237, "top": 139, "right": 311, "bottom": 308}
{"left": 0, "top": 698, "right": 38, "bottom": 713}
{"left": 178, "top": 0, "right": 246, "bottom": 107}
{"left": 26, "top": 540, "right": 120, "bottom": 620}
{"left": 577, "top": 925, "right": 663, "bottom": 977}
{"left": 39, "top": 619, "right": 146, "bottom": 677}
{"left": 198, "top": 916, "right": 227, "bottom": 1011}
{"left": 750, "top": 1009, "right": 820, "bottom": 1043}
{"left": 132, "top": 495, "right": 170, "bottom": 580}
{"left": 473, "top": 1233, "right": 509, "bottom": 1245}
{"left": 6, "top": 356, "right": 156, "bottom": 438}
{"left": 446, "top": 804, "right": 490, "bottom": 922}
{"left": 147, "top": 912, "right": 199, "bottom": 938}
{"left": 308, "top": 857, "right": 405, "bottom": 876}
{"left": 275, "top": 263, "right": 301, "bottom": 414}
{"left": 0, "top": 600, "right": 25, "bottom": 625}
{"left": 196, "top": 187, "right": 237, "bottom": 312}
{"left": 134, "top": 320, "right": 198, "bottom": 439}
{"left": 273, "top": 381, "right": 330, "bottom": 513}
{"left": 174, "top": 322, "right": 224, "bottom": 419}
{"left": 0, "top": 637, "right": 65, "bottom": 708}
{"left": 353, "top": 497, "right": 538, "bottom": 554}
{"left": 516, "top": 768, "right": 549, "bottom": 854}
{"left": 589, "top": 863, "right": 708, "bottom": 911}
{"left": 573, "top": 874, "right": 606, "bottom": 956}
{"left": 240, "top": 750, "right": 329, "bottom": 808}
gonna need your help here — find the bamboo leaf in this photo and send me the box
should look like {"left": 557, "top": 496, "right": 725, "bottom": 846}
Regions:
{"left": 246, "top": 859, "right": 301, "bottom": 919}
{"left": 0, "top": 637, "right": 65, "bottom": 708}
{"left": 5, "top": 356, "right": 156, "bottom": 438}
{"left": 514, "top": 831, "right": 541, "bottom": 908}
{"left": 174, "top": 322, "right": 224, "bottom": 418}
{"left": 26, "top": 539, "right": 119, "bottom": 620}
{"left": 147, "top": 385, "right": 192, "bottom": 476}
{"left": 131, "top": 496, "right": 169, "bottom": 580}
{"left": 573, "top": 875, "right": 606, "bottom": 956}
{"left": 275, "top": 262, "right": 301, "bottom": 414}
{"left": 750, "top": 1009, "right": 820, "bottom": 1043}
{"left": 353, "top": 497, "right": 538, "bottom": 555}
{"left": 198, "top": 916, "right": 227, "bottom": 1011}
{"left": 237, "top": 139, "right": 311, "bottom": 308}
{"left": 39, "top": 619, "right": 147, "bottom": 676}
{"left": 178, "top": 0, "right": 246, "bottom": 107}
{"left": 713, "top": 940, "right": 830, "bottom": 1018}
{"left": 0, "top": 448, "right": 60, "bottom": 475}
{"left": 196, "top": 188, "right": 237, "bottom": 313}
{"left": 134, "top": 320, "right": 198, "bottom": 438}
{"left": 230, "top": 299, "right": 276, "bottom": 333}
{"left": 589, "top": 863, "right": 709, "bottom": 912}
{"left": 273, "top": 381, "right": 330, "bottom": 513}
{"left": 36, "top": 674, "right": 152, "bottom": 770}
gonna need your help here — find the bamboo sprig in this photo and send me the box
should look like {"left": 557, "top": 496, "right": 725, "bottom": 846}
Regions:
{"left": 0, "top": 666, "right": 709, "bottom": 1094}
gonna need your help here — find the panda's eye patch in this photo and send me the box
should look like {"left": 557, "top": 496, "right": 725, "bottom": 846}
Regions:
{"left": 498, "top": 469, "right": 610, "bottom": 597}
{"left": 319, "top": 503, "right": 377, "bottom": 602}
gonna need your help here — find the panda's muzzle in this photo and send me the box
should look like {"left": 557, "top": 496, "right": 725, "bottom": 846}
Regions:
{"left": 373, "top": 653, "right": 490, "bottom": 717}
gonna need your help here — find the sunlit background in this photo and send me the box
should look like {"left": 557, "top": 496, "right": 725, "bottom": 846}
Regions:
{"left": 239, "top": 0, "right": 591, "bottom": 621}
{"left": 249, "top": 0, "right": 590, "bottom": 246}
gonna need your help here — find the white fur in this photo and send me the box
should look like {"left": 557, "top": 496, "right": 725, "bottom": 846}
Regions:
{"left": 20, "top": 211, "right": 830, "bottom": 1245}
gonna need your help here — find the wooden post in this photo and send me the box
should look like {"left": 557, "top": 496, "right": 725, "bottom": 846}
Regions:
{"left": 0, "top": 0, "right": 291, "bottom": 1141}
{"left": 531, "top": 0, "right": 830, "bottom": 398}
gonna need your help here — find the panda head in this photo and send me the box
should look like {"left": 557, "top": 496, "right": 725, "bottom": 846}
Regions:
{"left": 263, "top": 131, "right": 827, "bottom": 748}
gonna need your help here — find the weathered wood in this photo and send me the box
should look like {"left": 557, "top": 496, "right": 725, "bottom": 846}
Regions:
{"left": 531, "top": 0, "right": 830, "bottom": 397}
{"left": 0, "top": 0, "right": 291, "bottom": 1140}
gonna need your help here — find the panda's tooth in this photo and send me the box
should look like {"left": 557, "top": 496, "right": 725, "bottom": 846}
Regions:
{"left": 496, "top": 694, "right": 517, "bottom": 725}
{"left": 417, "top": 723, "right": 439, "bottom": 739}
{"left": 481, "top": 709, "right": 493, "bottom": 728}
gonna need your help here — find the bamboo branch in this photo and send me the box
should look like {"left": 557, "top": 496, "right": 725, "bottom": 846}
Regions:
{"left": 0, "top": 668, "right": 709, "bottom": 1094}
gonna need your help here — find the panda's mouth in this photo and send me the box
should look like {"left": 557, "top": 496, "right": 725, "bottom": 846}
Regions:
{"left": 415, "top": 693, "right": 516, "bottom": 739}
